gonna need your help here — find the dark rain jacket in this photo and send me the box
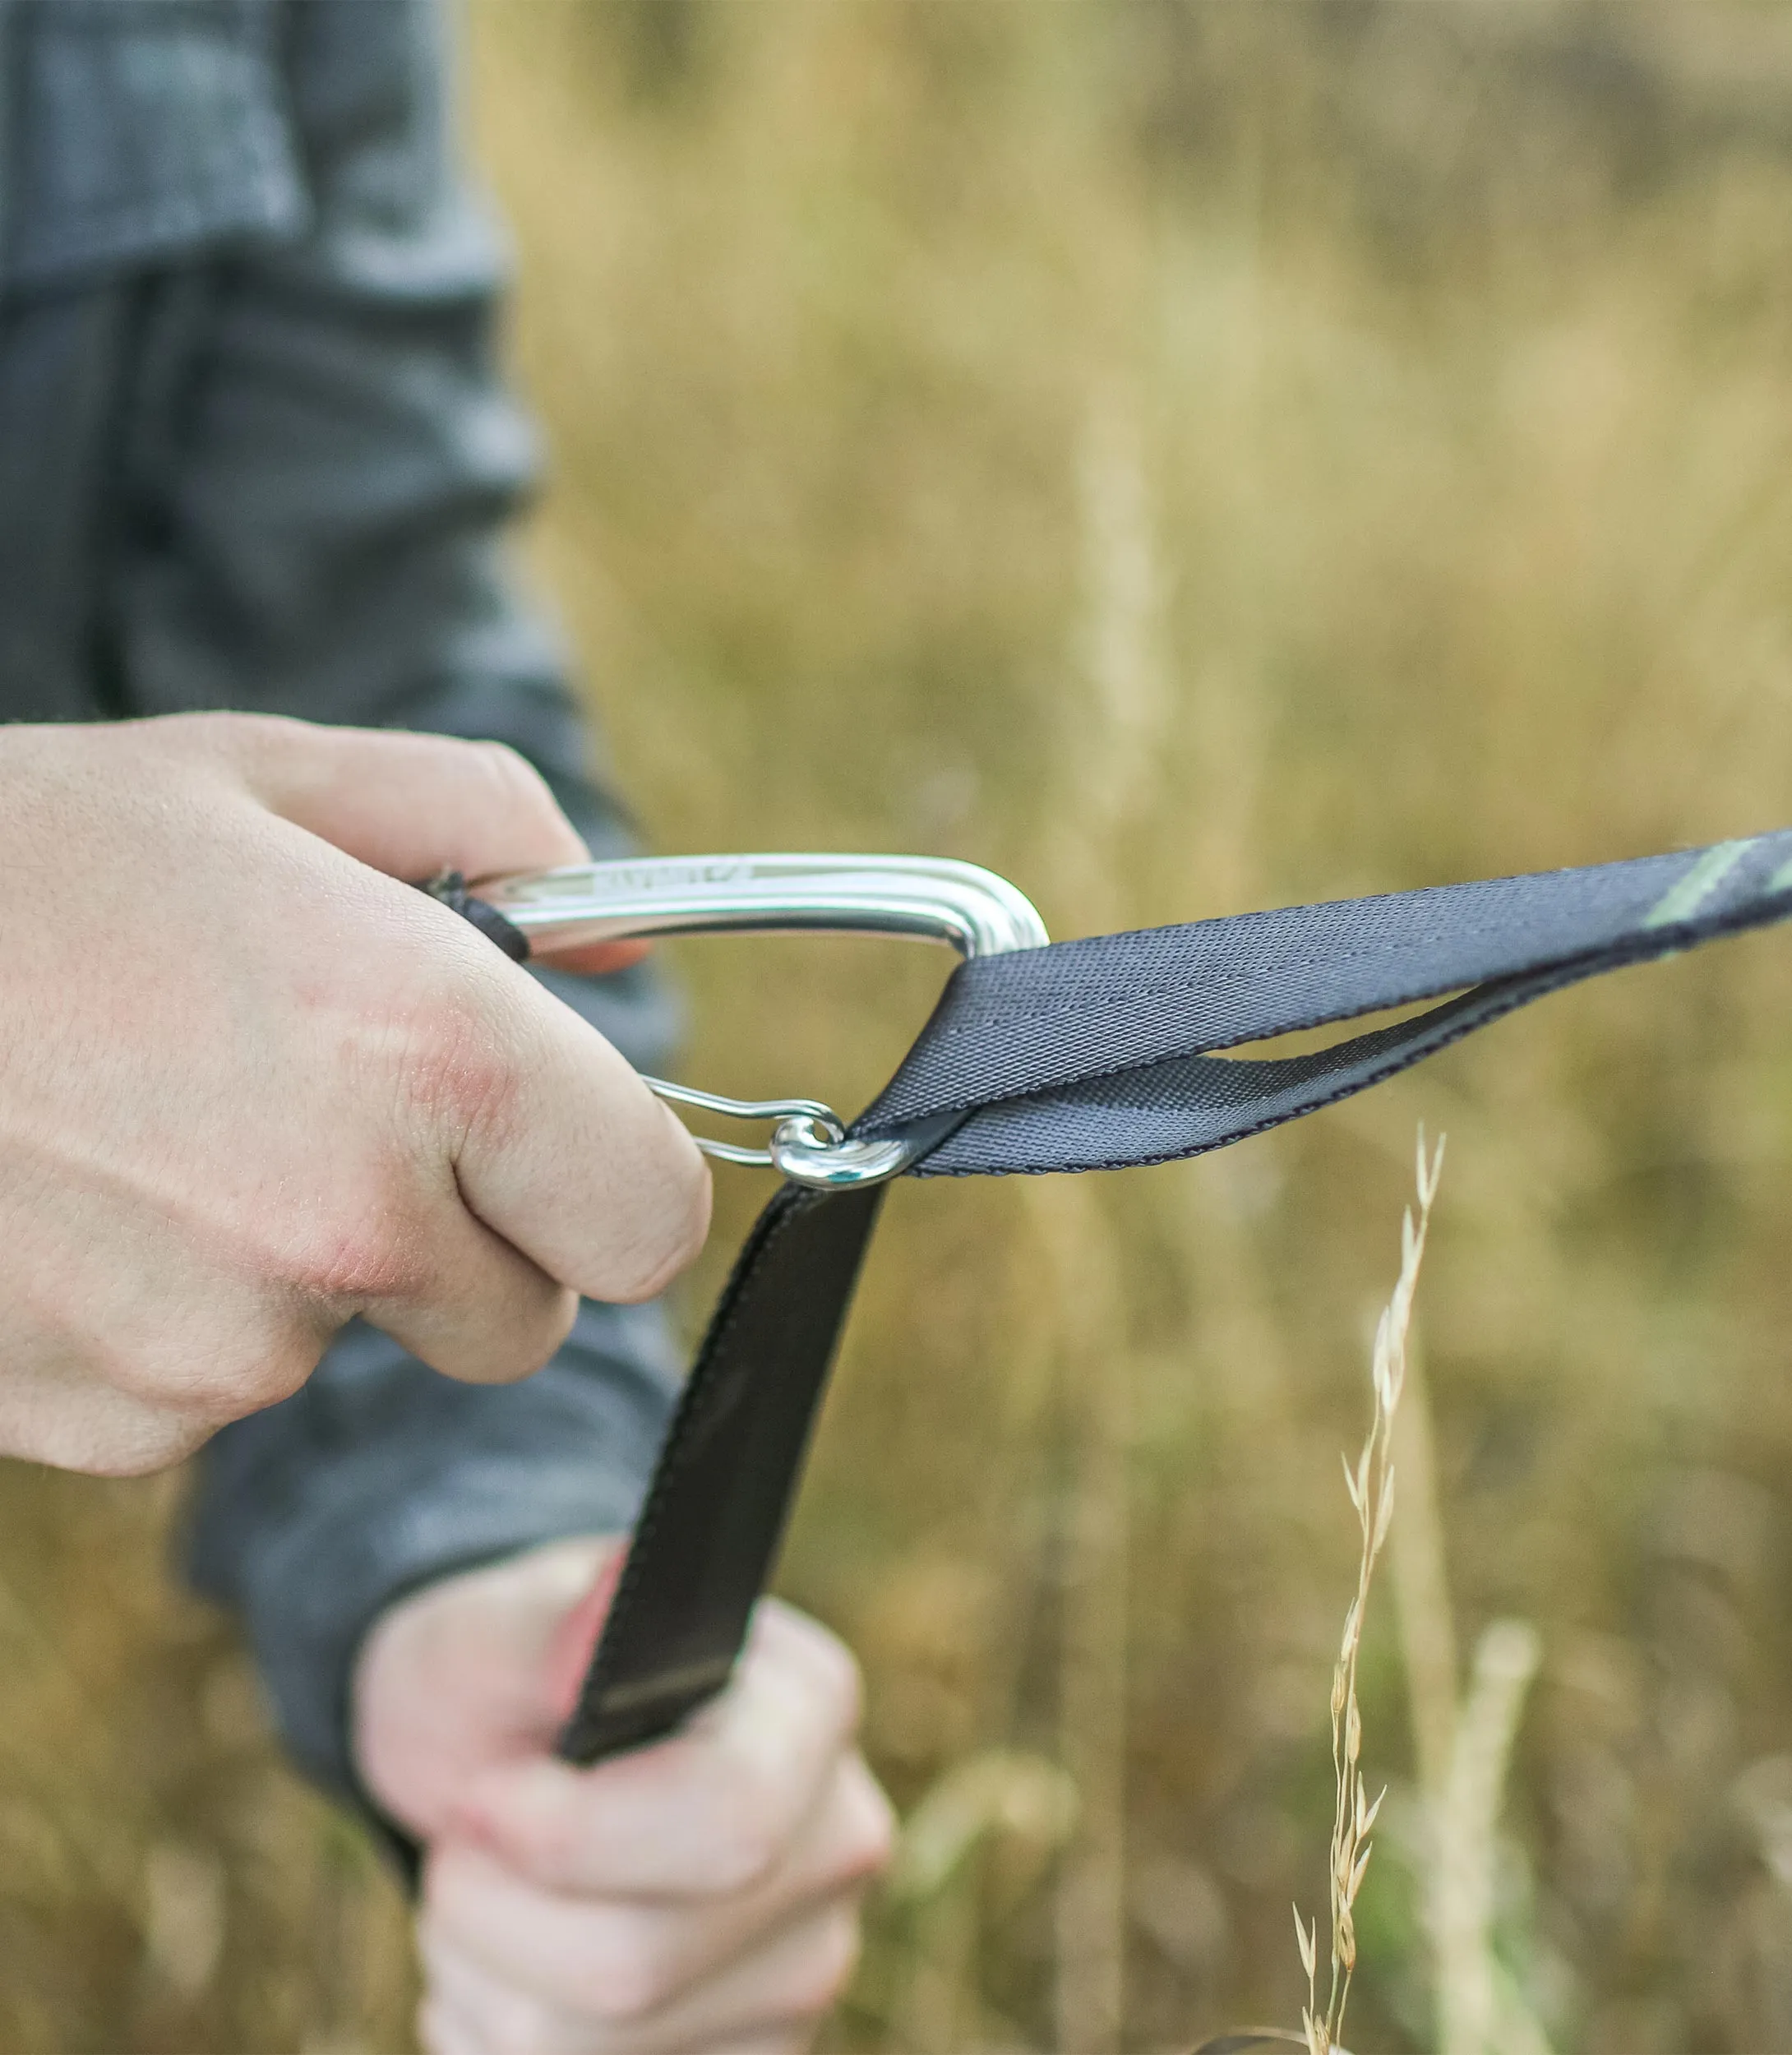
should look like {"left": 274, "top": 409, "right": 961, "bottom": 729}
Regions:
{"left": 0, "top": 0, "right": 681, "bottom": 1813}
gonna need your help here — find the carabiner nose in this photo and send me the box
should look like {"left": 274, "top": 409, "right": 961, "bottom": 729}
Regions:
{"left": 472, "top": 852, "right": 1050, "bottom": 1189}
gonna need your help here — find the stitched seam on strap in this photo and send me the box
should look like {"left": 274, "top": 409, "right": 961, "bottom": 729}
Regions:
{"left": 917, "top": 857, "right": 1791, "bottom": 1047}
{"left": 911, "top": 903, "right": 1790, "bottom": 1174}
{"left": 903, "top": 881, "right": 1792, "bottom": 1064}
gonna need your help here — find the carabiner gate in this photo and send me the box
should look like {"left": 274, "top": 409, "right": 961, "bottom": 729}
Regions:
{"left": 473, "top": 853, "right": 1050, "bottom": 1189}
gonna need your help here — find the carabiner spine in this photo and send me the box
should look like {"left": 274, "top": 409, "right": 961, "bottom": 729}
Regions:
{"left": 478, "top": 852, "right": 1048, "bottom": 963}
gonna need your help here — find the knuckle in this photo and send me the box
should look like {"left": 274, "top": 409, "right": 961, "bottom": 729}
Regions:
{"left": 280, "top": 1180, "right": 428, "bottom": 1308}
{"left": 164, "top": 706, "right": 256, "bottom": 755}
{"left": 164, "top": 708, "right": 303, "bottom": 786}
{"left": 113, "top": 1317, "right": 323, "bottom": 1423}
{"left": 401, "top": 998, "right": 521, "bottom": 1148}
{"left": 215, "top": 1329, "right": 323, "bottom": 1413}
{"left": 10, "top": 1402, "right": 207, "bottom": 1479}
{"left": 211, "top": 708, "right": 289, "bottom": 750}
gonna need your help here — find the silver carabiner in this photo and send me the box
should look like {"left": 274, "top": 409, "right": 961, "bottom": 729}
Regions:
{"left": 474, "top": 853, "right": 1050, "bottom": 1189}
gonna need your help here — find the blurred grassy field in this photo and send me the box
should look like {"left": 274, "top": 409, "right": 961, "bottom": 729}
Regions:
{"left": 15, "top": 1, "right": 1792, "bottom": 2048}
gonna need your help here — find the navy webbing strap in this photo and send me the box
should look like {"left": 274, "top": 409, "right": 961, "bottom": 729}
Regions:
{"left": 555, "top": 829, "right": 1792, "bottom": 1762}
{"left": 857, "top": 831, "right": 1792, "bottom": 1173}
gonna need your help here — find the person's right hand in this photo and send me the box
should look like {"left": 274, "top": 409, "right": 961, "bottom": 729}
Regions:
{"left": 0, "top": 712, "right": 709, "bottom": 1476}
{"left": 353, "top": 1540, "right": 893, "bottom": 2055}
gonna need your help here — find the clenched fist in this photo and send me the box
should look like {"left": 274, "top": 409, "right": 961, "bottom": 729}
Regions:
{"left": 355, "top": 1540, "right": 894, "bottom": 2055}
{"left": 0, "top": 712, "right": 709, "bottom": 1475}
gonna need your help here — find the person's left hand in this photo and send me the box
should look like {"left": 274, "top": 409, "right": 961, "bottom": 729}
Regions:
{"left": 353, "top": 1537, "right": 894, "bottom": 2055}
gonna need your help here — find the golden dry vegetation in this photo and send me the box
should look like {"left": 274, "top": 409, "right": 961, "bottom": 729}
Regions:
{"left": 14, "top": 2, "right": 1792, "bottom": 2049}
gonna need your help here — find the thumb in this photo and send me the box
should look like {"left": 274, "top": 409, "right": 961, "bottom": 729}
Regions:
{"left": 353, "top": 1539, "right": 626, "bottom": 1840}
{"left": 179, "top": 712, "right": 592, "bottom": 880}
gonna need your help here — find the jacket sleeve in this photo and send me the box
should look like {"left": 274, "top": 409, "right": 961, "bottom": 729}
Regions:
{"left": 145, "top": 0, "right": 683, "bottom": 1815}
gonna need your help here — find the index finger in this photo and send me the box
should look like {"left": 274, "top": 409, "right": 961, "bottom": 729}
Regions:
{"left": 442, "top": 958, "right": 711, "bottom": 1306}
{"left": 455, "top": 1601, "right": 863, "bottom": 1900}
{"left": 207, "top": 715, "right": 593, "bottom": 880}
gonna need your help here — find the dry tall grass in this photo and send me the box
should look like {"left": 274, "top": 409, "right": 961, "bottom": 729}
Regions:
{"left": 12, "top": 2, "right": 1792, "bottom": 2049}
{"left": 1297, "top": 1133, "right": 1443, "bottom": 2055}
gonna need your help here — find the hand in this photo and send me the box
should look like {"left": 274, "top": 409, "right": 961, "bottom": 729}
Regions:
{"left": 354, "top": 1539, "right": 894, "bottom": 2055}
{"left": 0, "top": 713, "right": 708, "bottom": 1474}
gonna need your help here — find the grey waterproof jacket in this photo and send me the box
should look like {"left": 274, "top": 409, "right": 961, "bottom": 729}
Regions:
{"left": 0, "top": 0, "right": 681, "bottom": 1814}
